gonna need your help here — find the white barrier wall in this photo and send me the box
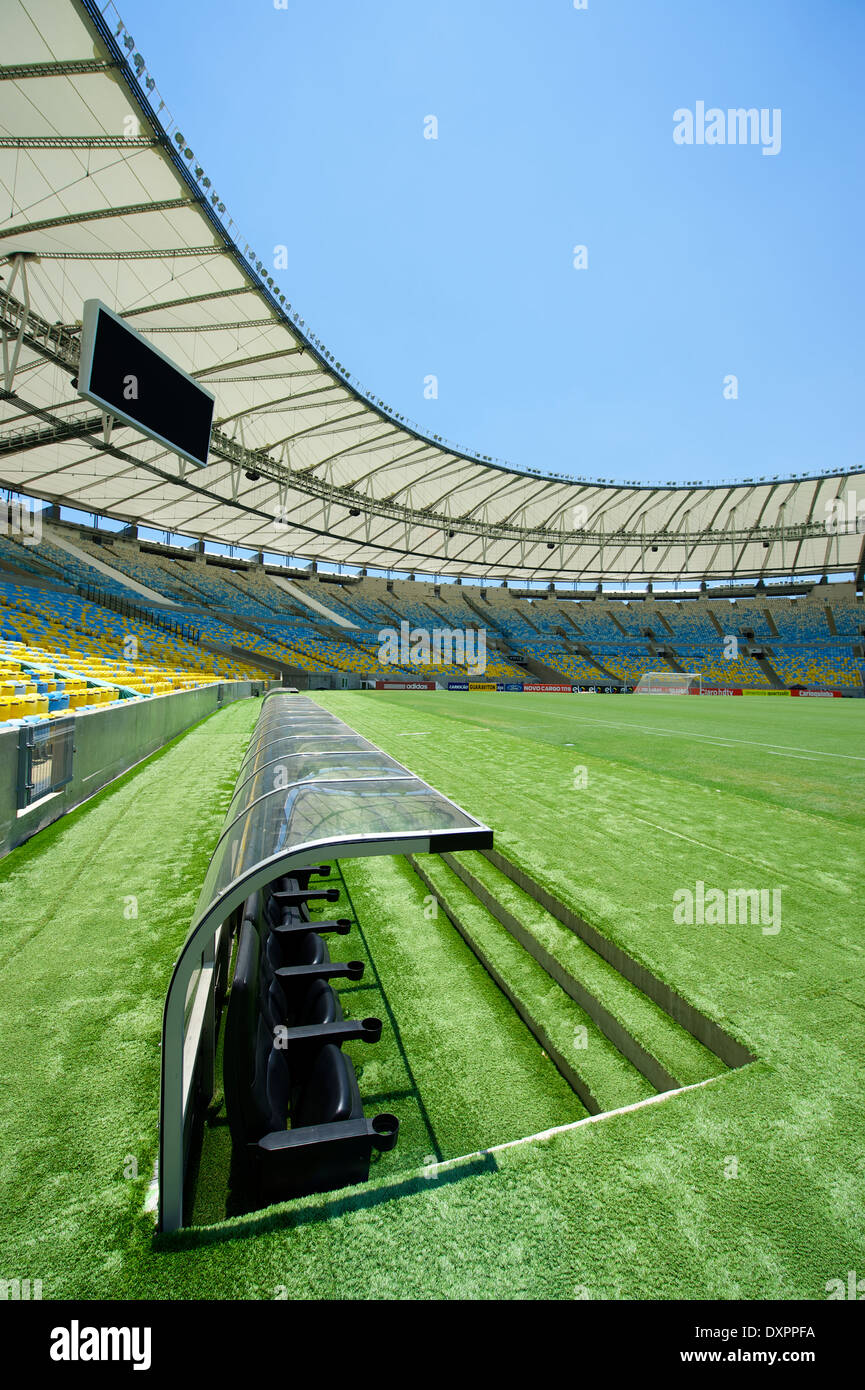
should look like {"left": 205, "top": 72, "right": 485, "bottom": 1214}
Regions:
{"left": 0, "top": 681, "right": 276, "bottom": 858}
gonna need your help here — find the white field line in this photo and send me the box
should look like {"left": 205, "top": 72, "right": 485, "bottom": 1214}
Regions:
{"left": 422, "top": 1071, "right": 736, "bottom": 1176}
{"left": 494, "top": 705, "right": 865, "bottom": 762}
{"left": 763, "top": 751, "right": 822, "bottom": 762}
{"left": 616, "top": 811, "right": 841, "bottom": 892}
{"left": 627, "top": 811, "right": 772, "bottom": 863}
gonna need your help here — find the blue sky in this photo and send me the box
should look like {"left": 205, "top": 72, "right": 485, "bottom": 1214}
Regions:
{"left": 111, "top": 0, "right": 864, "bottom": 489}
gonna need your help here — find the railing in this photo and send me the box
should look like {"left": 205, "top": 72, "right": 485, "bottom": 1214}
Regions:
{"left": 76, "top": 583, "right": 200, "bottom": 644}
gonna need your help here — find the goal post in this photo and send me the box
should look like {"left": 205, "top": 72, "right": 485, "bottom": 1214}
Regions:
{"left": 634, "top": 671, "right": 702, "bottom": 695}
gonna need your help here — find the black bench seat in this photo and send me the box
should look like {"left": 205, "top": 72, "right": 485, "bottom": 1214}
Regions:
{"left": 223, "top": 888, "right": 398, "bottom": 1207}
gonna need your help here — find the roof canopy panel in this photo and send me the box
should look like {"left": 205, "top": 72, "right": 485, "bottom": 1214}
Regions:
{"left": 1, "top": 0, "right": 863, "bottom": 583}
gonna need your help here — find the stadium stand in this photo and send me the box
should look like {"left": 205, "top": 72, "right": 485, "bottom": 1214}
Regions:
{"left": 530, "top": 651, "right": 611, "bottom": 683}
{"left": 335, "top": 590, "right": 399, "bottom": 626}
{"left": 765, "top": 599, "right": 830, "bottom": 642}
{"left": 716, "top": 601, "right": 775, "bottom": 640}
{"left": 284, "top": 579, "right": 368, "bottom": 627}
{"left": 2, "top": 528, "right": 138, "bottom": 600}
{"left": 0, "top": 578, "right": 267, "bottom": 726}
{"left": 584, "top": 646, "right": 658, "bottom": 686}
{"left": 4, "top": 523, "right": 863, "bottom": 694}
{"left": 561, "top": 605, "right": 626, "bottom": 641}
{"left": 286, "top": 633, "right": 414, "bottom": 680}
{"left": 666, "top": 644, "right": 771, "bottom": 689}
{"left": 477, "top": 603, "right": 539, "bottom": 646}
{"left": 830, "top": 596, "right": 865, "bottom": 637}
{"left": 765, "top": 643, "right": 865, "bottom": 690}
{"left": 649, "top": 603, "right": 721, "bottom": 644}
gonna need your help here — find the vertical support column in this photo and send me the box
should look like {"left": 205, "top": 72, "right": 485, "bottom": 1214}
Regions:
{"left": 1, "top": 253, "right": 33, "bottom": 392}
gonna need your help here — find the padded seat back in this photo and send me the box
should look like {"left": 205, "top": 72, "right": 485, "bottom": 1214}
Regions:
{"left": 250, "top": 1018, "right": 292, "bottom": 1140}
{"left": 223, "top": 919, "right": 266, "bottom": 1149}
{"left": 292, "top": 1044, "right": 363, "bottom": 1129}
{"left": 297, "top": 977, "right": 343, "bottom": 1027}
{"left": 264, "top": 882, "right": 310, "bottom": 929}
{"left": 225, "top": 923, "right": 305, "bottom": 1145}
{"left": 225, "top": 917, "right": 346, "bottom": 1145}
{"left": 265, "top": 927, "right": 328, "bottom": 971}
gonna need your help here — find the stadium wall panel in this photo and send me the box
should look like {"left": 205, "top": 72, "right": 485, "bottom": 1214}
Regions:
{"left": 0, "top": 681, "right": 271, "bottom": 857}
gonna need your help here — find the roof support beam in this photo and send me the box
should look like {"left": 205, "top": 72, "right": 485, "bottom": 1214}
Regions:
{"left": 121, "top": 286, "right": 259, "bottom": 317}
{"left": 0, "top": 135, "right": 158, "bottom": 149}
{"left": 195, "top": 346, "right": 306, "bottom": 377}
{"left": 0, "top": 390, "right": 852, "bottom": 557}
{"left": 13, "top": 246, "right": 229, "bottom": 261}
{"left": 1, "top": 254, "right": 31, "bottom": 392}
{"left": 141, "top": 318, "right": 278, "bottom": 334}
{"left": 0, "top": 60, "right": 116, "bottom": 79}
{"left": 0, "top": 198, "right": 194, "bottom": 241}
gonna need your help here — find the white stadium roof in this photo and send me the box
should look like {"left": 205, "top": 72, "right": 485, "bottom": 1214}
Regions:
{"left": 1, "top": 0, "right": 863, "bottom": 584}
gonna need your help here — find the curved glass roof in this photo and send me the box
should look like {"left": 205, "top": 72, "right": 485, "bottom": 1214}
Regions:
{"left": 226, "top": 750, "right": 407, "bottom": 822}
{"left": 192, "top": 694, "right": 490, "bottom": 928}
{"left": 200, "top": 777, "right": 480, "bottom": 919}
{"left": 241, "top": 729, "right": 362, "bottom": 764}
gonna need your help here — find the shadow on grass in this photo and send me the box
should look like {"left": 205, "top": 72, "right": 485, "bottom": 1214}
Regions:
{"left": 156, "top": 1152, "right": 499, "bottom": 1253}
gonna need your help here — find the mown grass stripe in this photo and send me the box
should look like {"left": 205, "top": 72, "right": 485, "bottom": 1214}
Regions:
{"left": 339, "top": 854, "right": 586, "bottom": 1154}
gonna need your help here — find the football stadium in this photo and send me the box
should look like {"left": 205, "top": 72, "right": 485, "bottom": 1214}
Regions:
{"left": 0, "top": 0, "right": 863, "bottom": 1324}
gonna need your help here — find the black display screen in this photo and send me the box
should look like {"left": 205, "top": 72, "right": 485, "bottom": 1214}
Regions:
{"left": 79, "top": 301, "right": 214, "bottom": 467}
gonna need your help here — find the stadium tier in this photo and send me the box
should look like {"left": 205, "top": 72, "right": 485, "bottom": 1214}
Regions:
{"left": 335, "top": 592, "right": 398, "bottom": 625}
{"left": 563, "top": 605, "right": 635, "bottom": 641}
{"left": 0, "top": 578, "right": 268, "bottom": 726}
{"left": 478, "top": 604, "right": 540, "bottom": 645}
{"left": 831, "top": 596, "right": 865, "bottom": 637}
{"left": 583, "top": 646, "right": 657, "bottom": 685}
{"left": 288, "top": 584, "right": 367, "bottom": 626}
{"left": 763, "top": 643, "right": 865, "bottom": 689}
{"left": 648, "top": 604, "right": 721, "bottom": 644}
{"left": 676, "top": 645, "right": 772, "bottom": 689}
{"left": 529, "top": 651, "right": 611, "bottom": 683}
{"left": 2, "top": 525, "right": 863, "bottom": 695}
{"left": 717, "top": 601, "right": 775, "bottom": 640}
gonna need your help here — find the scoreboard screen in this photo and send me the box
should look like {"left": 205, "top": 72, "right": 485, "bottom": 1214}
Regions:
{"left": 78, "top": 299, "right": 215, "bottom": 468}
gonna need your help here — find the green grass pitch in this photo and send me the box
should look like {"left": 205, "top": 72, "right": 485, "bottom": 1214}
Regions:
{"left": 0, "top": 690, "right": 862, "bottom": 1299}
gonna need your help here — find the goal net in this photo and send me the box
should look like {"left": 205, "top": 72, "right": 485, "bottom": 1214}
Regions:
{"left": 634, "top": 671, "right": 702, "bottom": 695}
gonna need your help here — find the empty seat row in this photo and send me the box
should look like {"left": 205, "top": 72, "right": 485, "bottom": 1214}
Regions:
{"left": 223, "top": 865, "right": 398, "bottom": 1209}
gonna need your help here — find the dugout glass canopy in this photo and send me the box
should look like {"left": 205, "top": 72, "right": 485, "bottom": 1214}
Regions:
{"left": 158, "top": 692, "right": 493, "bottom": 1231}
